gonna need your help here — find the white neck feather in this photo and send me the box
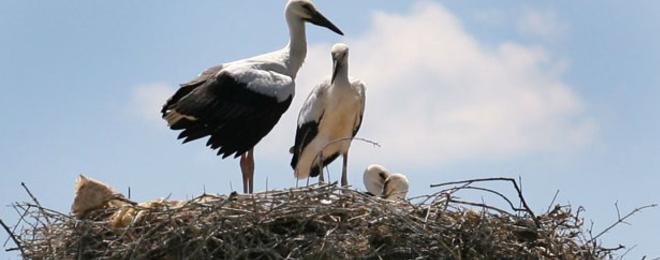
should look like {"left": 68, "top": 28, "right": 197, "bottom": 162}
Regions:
{"left": 334, "top": 61, "right": 350, "bottom": 85}
{"left": 285, "top": 14, "right": 307, "bottom": 78}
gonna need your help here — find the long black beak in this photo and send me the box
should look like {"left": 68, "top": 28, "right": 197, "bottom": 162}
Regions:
{"left": 307, "top": 9, "right": 344, "bottom": 36}
{"left": 331, "top": 58, "right": 340, "bottom": 84}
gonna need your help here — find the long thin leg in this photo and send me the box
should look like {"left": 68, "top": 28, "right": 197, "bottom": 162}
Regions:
{"left": 317, "top": 151, "right": 325, "bottom": 184}
{"left": 341, "top": 152, "right": 348, "bottom": 187}
{"left": 239, "top": 149, "right": 255, "bottom": 194}
{"left": 248, "top": 149, "right": 254, "bottom": 193}
{"left": 240, "top": 153, "right": 249, "bottom": 193}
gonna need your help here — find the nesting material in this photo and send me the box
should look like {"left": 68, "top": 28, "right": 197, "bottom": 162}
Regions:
{"left": 71, "top": 175, "right": 126, "bottom": 218}
{"left": 71, "top": 175, "right": 193, "bottom": 229}
{"left": 4, "top": 179, "right": 621, "bottom": 259}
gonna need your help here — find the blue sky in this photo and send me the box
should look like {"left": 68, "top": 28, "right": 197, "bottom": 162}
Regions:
{"left": 1, "top": 0, "right": 659, "bottom": 258}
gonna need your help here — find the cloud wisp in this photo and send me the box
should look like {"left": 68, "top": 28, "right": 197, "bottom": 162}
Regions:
{"left": 518, "top": 7, "right": 568, "bottom": 42}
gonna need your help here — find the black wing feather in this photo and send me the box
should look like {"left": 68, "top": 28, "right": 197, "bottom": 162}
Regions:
{"left": 289, "top": 113, "right": 323, "bottom": 170}
{"left": 161, "top": 65, "right": 223, "bottom": 116}
{"left": 167, "top": 71, "right": 292, "bottom": 158}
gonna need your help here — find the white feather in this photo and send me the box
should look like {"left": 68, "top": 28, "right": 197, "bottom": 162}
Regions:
{"left": 220, "top": 53, "right": 296, "bottom": 102}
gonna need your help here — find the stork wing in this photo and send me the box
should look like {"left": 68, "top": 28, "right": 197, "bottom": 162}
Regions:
{"left": 352, "top": 81, "right": 367, "bottom": 137}
{"left": 167, "top": 69, "right": 294, "bottom": 158}
{"left": 161, "top": 64, "right": 223, "bottom": 116}
{"left": 290, "top": 83, "right": 329, "bottom": 169}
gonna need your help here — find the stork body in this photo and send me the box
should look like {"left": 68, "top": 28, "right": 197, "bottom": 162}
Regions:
{"left": 363, "top": 164, "right": 410, "bottom": 200}
{"left": 162, "top": 0, "right": 343, "bottom": 193}
{"left": 363, "top": 164, "right": 390, "bottom": 196}
{"left": 290, "top": 44, "right": 365, "bottom": 186}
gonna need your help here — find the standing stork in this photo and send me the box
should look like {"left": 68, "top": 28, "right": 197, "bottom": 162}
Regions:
{"left": 161, "top": 0, "right": 343, "bottom": 194}
{"left": 290, "top": 43, "right": 366, "bottom": 187}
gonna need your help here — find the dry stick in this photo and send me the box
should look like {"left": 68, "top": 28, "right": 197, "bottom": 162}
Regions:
{"left": 20, "top": 182, "right": 51, "bottom": 226}
{"left": 0, "top": 219, "right": 25, "bottom": 257}
{"left": 546, "top": 190, "right": 561, "bottom": 214}
{"left": 311, "top": 137, "right": 381, "bottom": 184}
{"left": 454, "top": 186, "right": 522, "bottom": 214}
{"left": 3, "top": 205, "right": 30, "bottom": 248}
{"left": 587, "top": 203, "right": 657, "bottom": 244}
{"left": 430, "top": 177, "right": 539, "bottom": 226}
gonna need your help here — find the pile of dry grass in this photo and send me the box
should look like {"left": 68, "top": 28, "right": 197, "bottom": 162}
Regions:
{"left": 1, "top": 178, "right": 643, "bottom": 259}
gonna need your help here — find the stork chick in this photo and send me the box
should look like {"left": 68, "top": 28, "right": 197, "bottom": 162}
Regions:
{"left": 363, "top": 164, "right": 390, "bottom": 196}
{"left": 362, "top": 164, "right": 410, "bottom": 201}
{"left": 382, "top": 173, "right": 409, "bottom": 200}
{"left": 290, "top": 43, "right": 366, "bottom": 186}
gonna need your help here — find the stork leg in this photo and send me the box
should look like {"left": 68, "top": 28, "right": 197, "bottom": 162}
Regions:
{"left": 341, "top": 152, "right": 348, "bottom": 187}
{"left": 317, "top": 151, "right": 325, "bottom": 184}
{"left": 248, "top": 149, "right": 254, "bottom": 193}
{"left": 240, "top": 149, "right": 255, "bottom": 194}
{"left": 318, "top": 171, "right": 325, "bottom": 183}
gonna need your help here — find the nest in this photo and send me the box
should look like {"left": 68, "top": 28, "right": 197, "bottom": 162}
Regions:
{"left": 1, "top": 178, "right": 634, "bottom": 259}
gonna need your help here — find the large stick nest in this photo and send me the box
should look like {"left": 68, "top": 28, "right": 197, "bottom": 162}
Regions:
{"left": 3, "top": 179, "right": 627, "bottom": 259}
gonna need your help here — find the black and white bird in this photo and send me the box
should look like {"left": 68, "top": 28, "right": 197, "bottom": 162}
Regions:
{"left": 363, "top": 164, "right": 409, "bottom": 200}
{"left": 290, "top": 43, "right": 366, "bottom": 186}
{"left": 161, "top": 0, "right": 343, "bottom": 194}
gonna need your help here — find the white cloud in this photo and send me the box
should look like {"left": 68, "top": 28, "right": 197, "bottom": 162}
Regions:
{"left": 129, "top": 83, "right": 175, "bottom": 123}
{"left": 259, "top": 1, "right": 596, "bottom": 167}
{"left": 518, "top": 8, "right": 567, "bottom": 42}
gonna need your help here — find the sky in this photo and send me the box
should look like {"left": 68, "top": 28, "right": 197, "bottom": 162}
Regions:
{"left": 1, "top": 0, "right": 659, "bottom": 258}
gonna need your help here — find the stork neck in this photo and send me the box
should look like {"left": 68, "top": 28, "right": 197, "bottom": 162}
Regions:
{"left": 285, "top": 16, "right": 307, "bottom": 77}
{"left": 334, "top": 62, "right": 350, "bottom": 85}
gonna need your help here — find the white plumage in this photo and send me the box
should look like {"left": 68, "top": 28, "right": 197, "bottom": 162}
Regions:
{"left": 290, "top": 43, "right": 366, "bottom": 186}
{"left": 362, "top": 164, "right": 410, "bottom": 201}
{"left": 161, "top": 0, "right": 343, "bottom": 194}
{"left": 382, "top": 173, "right": 409, "bottom": 200}
{"left": 363, "top": 164, "right": 390, "bottom": 196}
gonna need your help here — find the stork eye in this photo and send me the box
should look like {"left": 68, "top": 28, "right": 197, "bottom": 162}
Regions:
{"left": 302, "top": 4, "right": 313, "bottom": 12}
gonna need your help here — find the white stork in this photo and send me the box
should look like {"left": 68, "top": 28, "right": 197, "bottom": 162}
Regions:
{"left": 382, "top": 173, "right": 409, "bottom": 200}
{"left": 363, "top": 164, "right": 409, "bottom": 200}
{"left": 290, "top": 43, "right": 366, "bottom": 186}
{"left": 161, "top": 0, "right": 343, "bottom": 194}
{"left": 363, "top": 164, "right": 389, "bottom": 196}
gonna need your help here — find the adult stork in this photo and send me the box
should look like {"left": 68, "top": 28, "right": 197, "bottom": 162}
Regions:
{"left": 290, "top": 43, "right": 366, "bottom": 186}
{"left": 161, "top": 0, "right": 343, "bottom": 194}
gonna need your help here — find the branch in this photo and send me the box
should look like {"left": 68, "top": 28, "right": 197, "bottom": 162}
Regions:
{"left": 0, "top": 219, "right": 25, "bottom": 257}
{"left": 21, "top": 182, "right": 51, "bottom": 225}
{"left": 430, "top": 177, "right": 538, "bottom": 226}
{"left": 587, "top": 203, "right": 657, "bottom": 243}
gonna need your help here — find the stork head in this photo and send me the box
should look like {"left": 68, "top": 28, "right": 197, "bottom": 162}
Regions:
{"left": 286, "top": 0, "right": 344, "bottom": 35}
{"left": 382, "top": 173, "right": 409, "bottom": 201}
{"left": 331, "top": 43, "right": 349, "bottom": 83}
{"left": 363, "top": 164, "right": 390, "bottom": 196}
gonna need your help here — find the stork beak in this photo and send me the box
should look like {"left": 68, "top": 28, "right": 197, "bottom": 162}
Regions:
{"left": 307, "top": 9, "right": 344, "bottom": 36}
{"left": 331, "top": 58, "right": 340, "bottom": 84}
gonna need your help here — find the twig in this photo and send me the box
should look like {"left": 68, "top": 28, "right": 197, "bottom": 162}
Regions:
{"left": 0, "top": 219, "right": 25, "bottom": 257}
{"left": 588, "top": 203, "right": 657, "bottom": 243}
{"left": 430, "top": 177, "right": 539, "bottom": 226}
{"left": 21, "top": 182, "right": 51, "bottom": 225}
{"left": 546, "top": 190, "right": 560, "bottom": 213}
